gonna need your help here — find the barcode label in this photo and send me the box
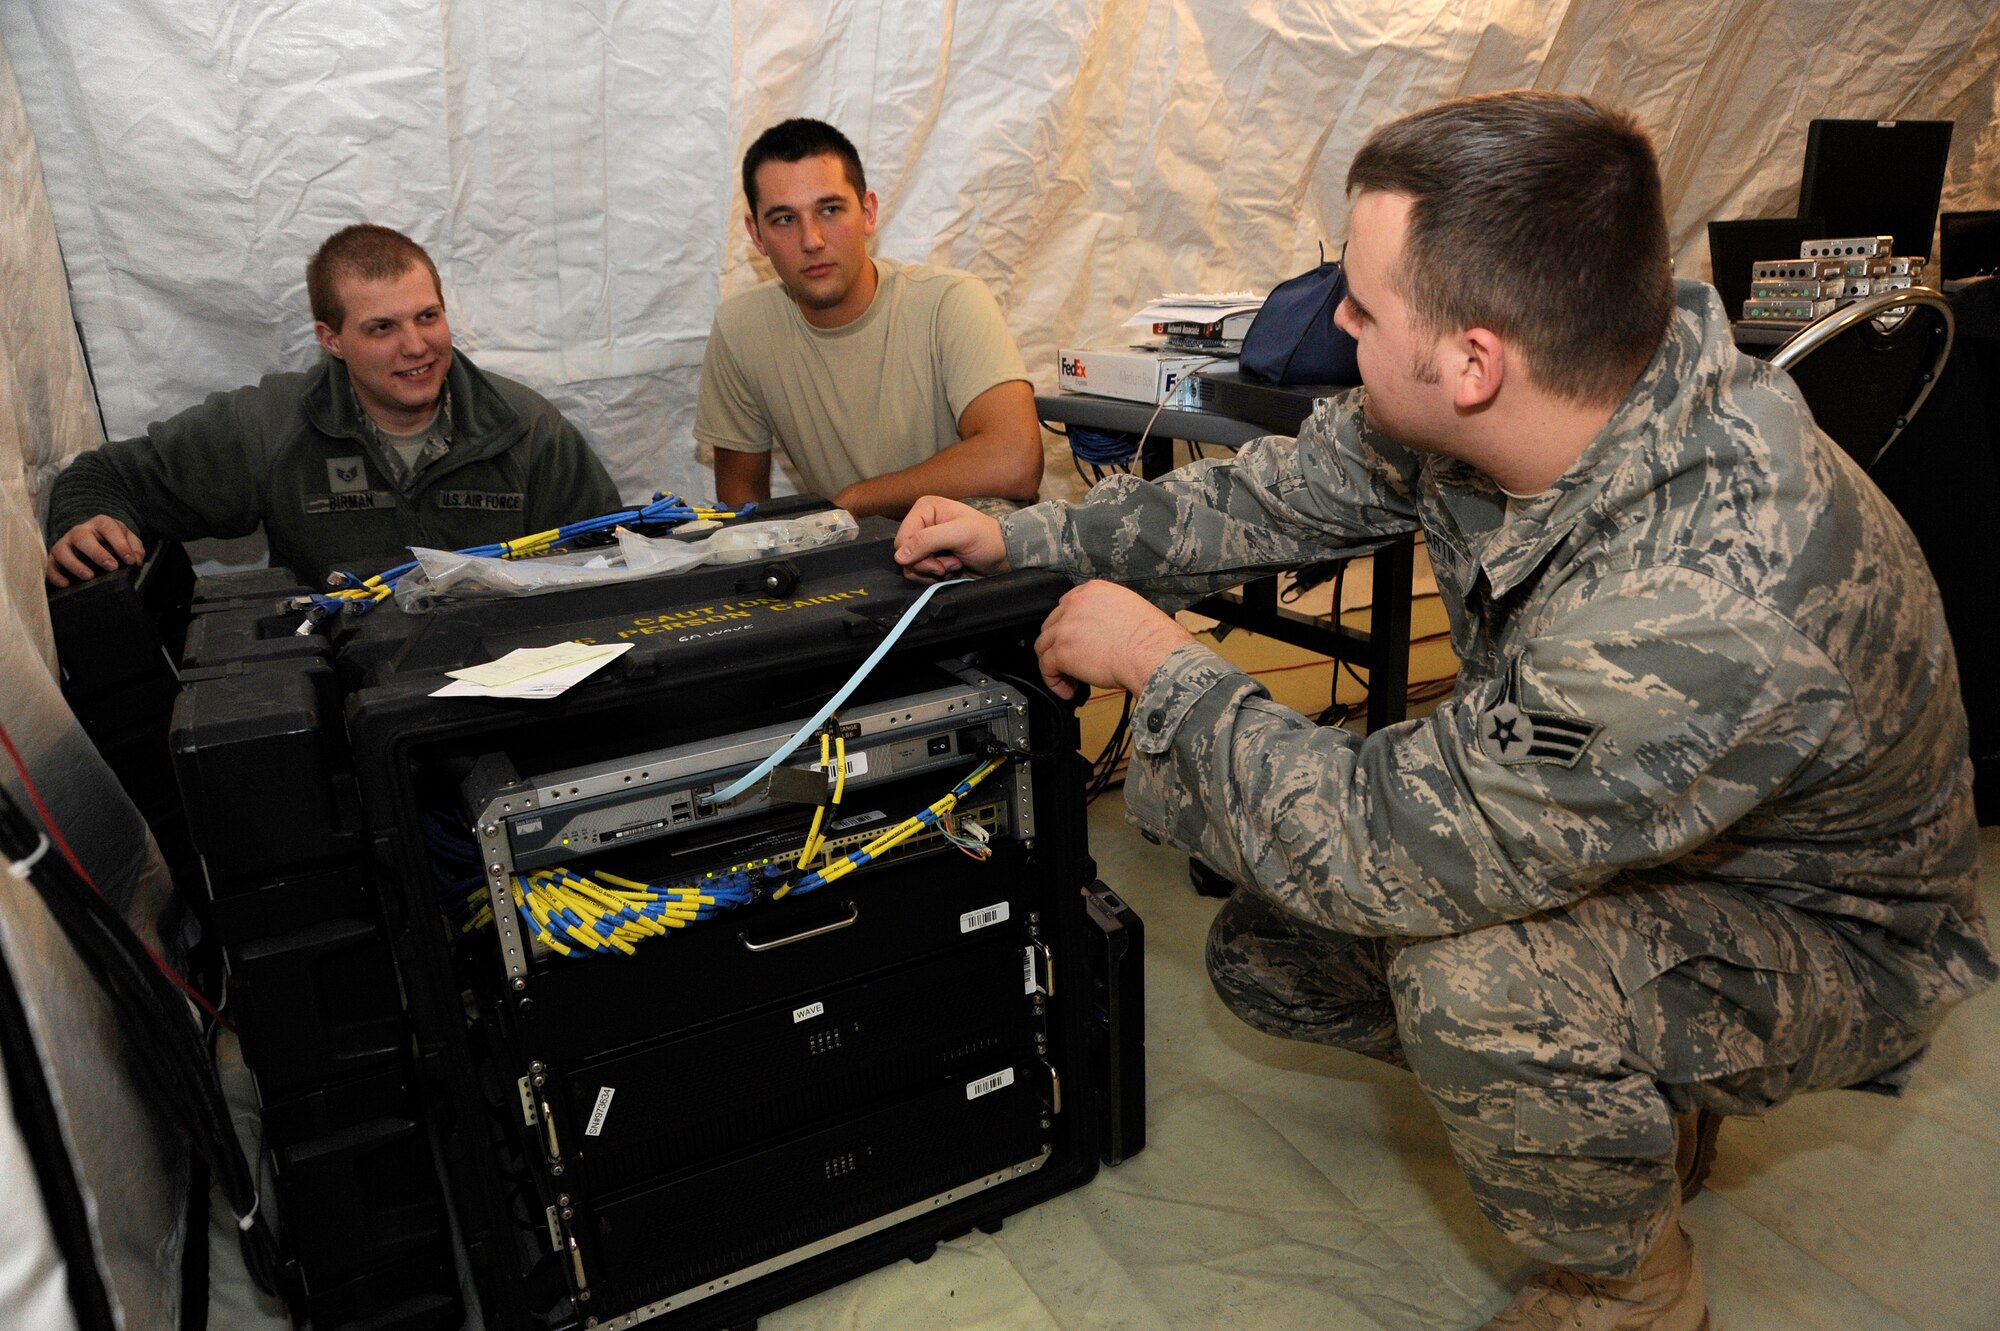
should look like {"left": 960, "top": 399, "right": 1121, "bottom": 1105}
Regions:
{"left": 1022, "top": 946, "right": 1037, "bottom": 994}
{"left": 584, "top": 1087, "right": 616, "bottom": 1137}
{"left": 966, "top": 1068, "right": 1015, "bottom": 1101}
{"left": 793, "top": 1001, "right": 825, "bottom": 1023}
{"left": 830, "top": 809, "right": 888, "bottom": 832}
{"left": 811, "top": 752, "right": 871, "bottom": 779}
{"left": 960, "top": 901, "right": 1009, "bottom": 934}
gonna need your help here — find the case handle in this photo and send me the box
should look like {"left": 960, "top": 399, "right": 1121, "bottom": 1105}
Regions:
{"left": 740, "top": 900, "right": 859, "bottom": 952}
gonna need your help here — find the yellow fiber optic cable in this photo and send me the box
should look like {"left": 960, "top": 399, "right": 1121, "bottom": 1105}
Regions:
{"left": 502, "top": 527, "right": 564, "bottom": 557}
{"left": 519, "top": 882, "right": 574, "bottom": 956}
{"left": 796, "top": 731, "right": 833, "bottom": 871}
{"left": 591, "top": 867, "right": 715, "bottom": 904}
{"left": 560, "top": 874, "right": 667, "bottom": 938}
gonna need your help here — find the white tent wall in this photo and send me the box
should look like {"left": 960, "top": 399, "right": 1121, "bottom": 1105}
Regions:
{"left": 2, "top": 35, "right": 189, "bottom": 1331}
{"left": 3, "top": 1, "right": 1997, "bottom": 533}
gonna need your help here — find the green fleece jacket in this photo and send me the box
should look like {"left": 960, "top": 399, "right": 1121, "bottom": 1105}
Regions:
{"left": 46, "top": 351, "right": 621, "bottom": 582}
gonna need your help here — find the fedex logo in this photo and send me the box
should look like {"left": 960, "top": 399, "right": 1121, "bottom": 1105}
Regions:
{"left": 1060, "top": 355, "right": 1088, "bottom": 381}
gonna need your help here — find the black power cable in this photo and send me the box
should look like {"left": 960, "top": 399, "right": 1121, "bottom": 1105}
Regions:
{"left": 1087, "top": 692, "right": 1135, "bottom": 805}
{"left": 0, "top": 919, "right": 119, "bottom": 1331}
{"left": 0, "top": 784, "right": 299, "bottom": 1315}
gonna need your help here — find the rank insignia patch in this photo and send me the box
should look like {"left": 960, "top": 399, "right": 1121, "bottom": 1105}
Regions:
{"left": 326, "top": 456, "right": 368, "bottom": 492}
{"left": 1477, "top": 658, "right": 1601, "bottom": 768}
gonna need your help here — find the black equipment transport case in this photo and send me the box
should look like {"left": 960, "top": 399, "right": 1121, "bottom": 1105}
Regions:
{"left": 167, "top": 510, "right": 1142, "bottom": 1331}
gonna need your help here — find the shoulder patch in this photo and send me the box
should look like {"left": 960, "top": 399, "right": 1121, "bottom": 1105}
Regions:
{"left": 1477, "top": 658, "right": 1601, "bottom": 768}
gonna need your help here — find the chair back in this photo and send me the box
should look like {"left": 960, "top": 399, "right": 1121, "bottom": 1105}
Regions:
{"left": 1771, "top": 288, "right": 1955, "bottom": 471}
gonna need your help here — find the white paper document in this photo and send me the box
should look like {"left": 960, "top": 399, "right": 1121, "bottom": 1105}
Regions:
{"left": 430, "top": 641, "right": 634, "bottom": 699}
{"left": 1125, "top": 293, "right": 1265, "bottom": 327}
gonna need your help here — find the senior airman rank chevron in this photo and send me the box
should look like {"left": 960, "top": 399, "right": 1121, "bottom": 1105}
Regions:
{"left": 1477, "top": 658, "right": 1601, "bottom": 768}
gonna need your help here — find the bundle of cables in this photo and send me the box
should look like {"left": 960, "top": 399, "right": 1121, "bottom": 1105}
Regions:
{"left": 774, "top": 726, "right": 851, "bottom": 895}
{"left": 479, "top": 743, "right": 1011, "bottom": 961}
{"left": 1065, "top": 424, "right": 1143, "bottom": 481}
{"left": 424, "top": 814, "right": 494, "bottom": 935}
{"left": 509, "top": 867, "right": 755, "bottom": 958}
{"left": 0, "top": 735, "right": 297, "bottom": 1314}
{"left": 1058, "top": 359, "right": 1228, "bottom": 488}
{"left": 780, "top": 752, "right": 1007, "bottom": 899}
{"left": 1086, "top": 692, "right": 1136, "bottom": 805}
{"left": 937, "top": 810, "right": 995, "bottom": 861}
{"left": 284, "top": 491, "right": 754, "bottom": 632}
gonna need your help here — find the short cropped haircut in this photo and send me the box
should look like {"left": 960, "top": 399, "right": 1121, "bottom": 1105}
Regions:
{"left": 1346, "top": 91, "right": 1675, "bottom": 406}
{"left": 306, "top": 225, "right": 442, "bottom": 331}
{"left": 742, "top": 118, "right": 867, "bottom": 214}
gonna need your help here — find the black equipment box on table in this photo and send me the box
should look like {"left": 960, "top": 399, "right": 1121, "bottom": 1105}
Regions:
{"left": 168, "top": 514, "right": 1141, "bottom": 1331}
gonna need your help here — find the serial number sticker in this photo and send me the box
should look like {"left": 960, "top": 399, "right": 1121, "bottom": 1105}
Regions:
{"left": 584, "top": 1087, "right": 616, "bottom": 1137}
{"left": 966, "top": 1068, "right": 1015, "bottom": 1101}
{"left": 812, "top": 751, "right": 871, "bottom": 779}
{"left": 793, "top": 1000, "right": 826, "bottom": 1024}
{"left": 961, "top": 901, "right": 1010, "bottom": 934}
{"left": 830, "top": 809, "right": 888, "bottom": 832}
{"left": 1022, "top": 945, "right": 1037, "bottom": 994}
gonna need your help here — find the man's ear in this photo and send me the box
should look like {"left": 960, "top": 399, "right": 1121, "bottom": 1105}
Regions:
{"left": 313, "top": 321, "right": 343, "bottom": 359}
{"left": 1453, "top": 327, "right": 1505, "bottom": 410}
{"left": 744, "top": 212, "right": 768, "bottom": 257}
{"left": 860, "top": 190, "right": 879, "bottom": 238}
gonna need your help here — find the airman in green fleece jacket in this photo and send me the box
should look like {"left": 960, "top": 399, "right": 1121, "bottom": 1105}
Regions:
{"left": 46, "top": 225, "right": 619, "bottom": 586}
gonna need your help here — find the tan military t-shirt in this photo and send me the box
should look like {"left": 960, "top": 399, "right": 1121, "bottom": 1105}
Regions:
{"left": 694, "top": 256, "right": 1029, "bottom": 500}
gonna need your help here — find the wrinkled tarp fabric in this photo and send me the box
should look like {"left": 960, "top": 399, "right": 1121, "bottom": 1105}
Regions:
{"left": 3, "top": 1, "right": 1997, "bottom": 523}
{"left": 0, "top": 37, "right": 184, "bottom": 1331}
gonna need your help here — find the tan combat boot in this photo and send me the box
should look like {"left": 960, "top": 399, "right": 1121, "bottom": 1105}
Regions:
{"left": 1478, "top": 1203, "right": 1709, "bottom": 1331}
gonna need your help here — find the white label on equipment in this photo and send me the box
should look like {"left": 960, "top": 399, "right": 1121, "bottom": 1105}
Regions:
{"left": 961, "top": 901, "right": 1010, "bottom": 934}
{"left": 1023, "top": 946, "right": 1037, "bottom": 994}
{"left": 830, "top": 809, "right": 888, "bottom": 832}
{"left": 793, "top": 1000, "right": 826, "bottom": 1023}
{"left": 966, "top": 1067, "right": 1015, "bottom": 1101}
{"left": 584, "top": 1087, "right": 616, "bottom": 1137}
{"left": 812, "top": 752, "right": 870, "bottom": 779}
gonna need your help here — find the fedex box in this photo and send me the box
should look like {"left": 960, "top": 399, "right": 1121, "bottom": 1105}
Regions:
{"left": 1056, "top": 346, "right": 1211, "bottom": 406}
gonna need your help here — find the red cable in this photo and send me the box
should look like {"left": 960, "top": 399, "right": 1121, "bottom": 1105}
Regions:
{"left": 0, "top": 717, "right": 233, "bottom": 1030}
{"left": 0, "top": 721, "right": 92, "bottom": 884}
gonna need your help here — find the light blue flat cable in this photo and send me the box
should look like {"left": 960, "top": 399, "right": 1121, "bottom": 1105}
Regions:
{"left": 707, "top": 577, "right": 969, "bottom": 805}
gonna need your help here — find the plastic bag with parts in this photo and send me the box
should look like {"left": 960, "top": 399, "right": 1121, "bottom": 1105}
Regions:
{"left": 392, "top": 510, "right": 859, "bottom": 611}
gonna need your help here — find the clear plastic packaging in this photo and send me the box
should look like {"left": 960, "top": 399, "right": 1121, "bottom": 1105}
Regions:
{"left": 393, "top": 510, "right": 859, "bottom": 612}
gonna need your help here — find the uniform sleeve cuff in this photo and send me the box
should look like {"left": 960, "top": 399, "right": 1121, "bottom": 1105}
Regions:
{"left": 1129, "top": 641, "right": 1254, "bottom": 756}
{"left": 999, "top": 503, "right": 1068, "bottom": 571}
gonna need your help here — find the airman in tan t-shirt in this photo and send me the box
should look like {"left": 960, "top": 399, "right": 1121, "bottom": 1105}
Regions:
{"left": 695, "top": 123, "right": 1042, "bottom": 519}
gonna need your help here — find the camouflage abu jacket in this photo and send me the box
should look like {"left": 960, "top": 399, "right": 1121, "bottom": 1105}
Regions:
{"left": 1003, "top": 280, "right": 1993, "bottom": 1024}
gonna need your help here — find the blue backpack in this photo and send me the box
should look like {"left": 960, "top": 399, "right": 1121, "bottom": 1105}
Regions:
{"left": 1240, "top": 248, "right": 1362, "bottom": 386}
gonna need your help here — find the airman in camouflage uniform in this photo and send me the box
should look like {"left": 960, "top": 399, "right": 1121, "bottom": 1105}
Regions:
{"left": 1000, "top": 273, "right": 1992, "bottom": 1269}
{"left": 896, "top": 90, "right": 1993, "bottom": 1329}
